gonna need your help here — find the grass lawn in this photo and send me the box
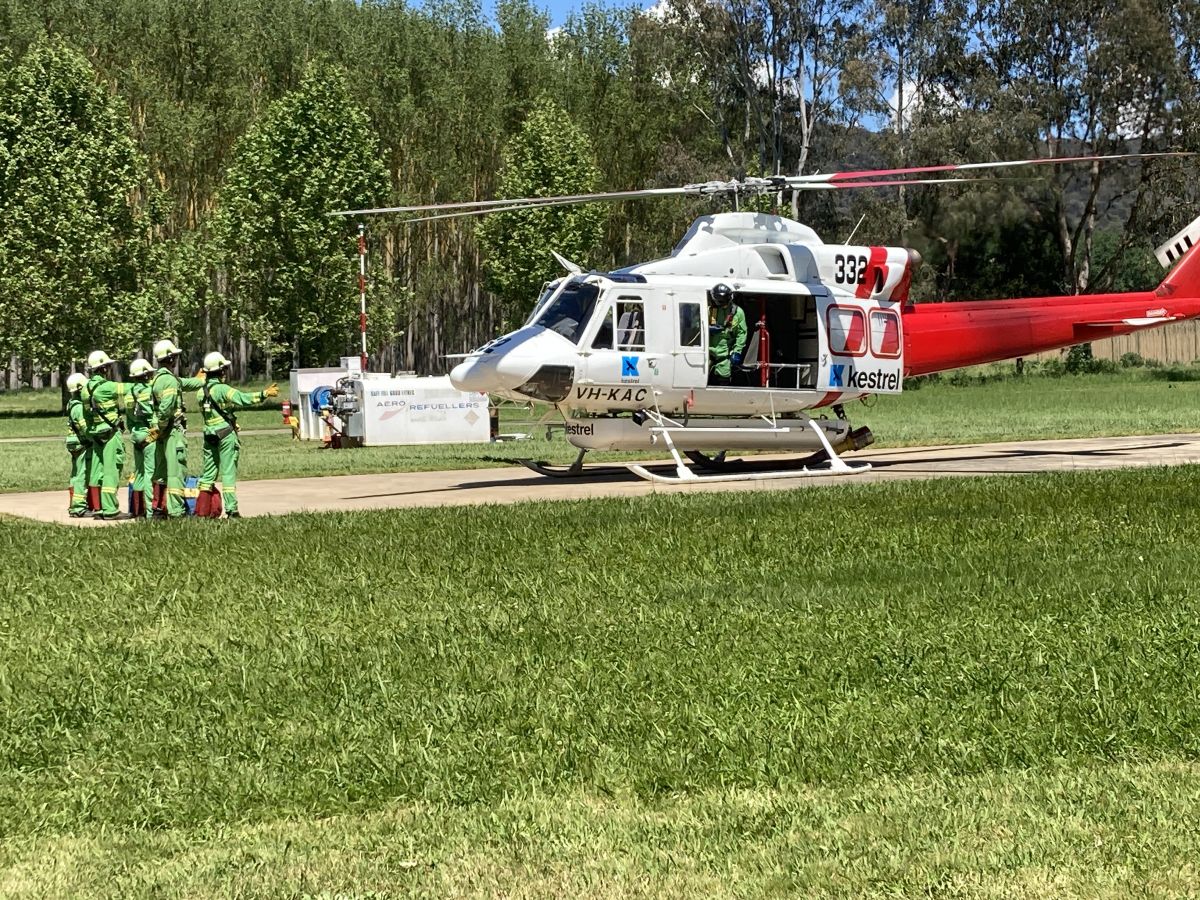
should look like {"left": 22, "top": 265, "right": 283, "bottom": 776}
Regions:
{"left": 2, "top": 468, "right": 1200, "bottom": 895}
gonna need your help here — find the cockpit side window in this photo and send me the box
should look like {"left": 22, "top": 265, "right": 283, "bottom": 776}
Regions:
{"left": 591, "top": 305, "right": 615, "bottom": 349}
{"left": 533, "top": 280, "right": 601, "bottom": 345}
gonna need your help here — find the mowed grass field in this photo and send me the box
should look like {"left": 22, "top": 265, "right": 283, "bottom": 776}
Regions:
{"left": 5, "top": 366, "right": 1200, "bottom": 494}
{"left": 3, "top": 468, "right": 1200, "bottom": 896}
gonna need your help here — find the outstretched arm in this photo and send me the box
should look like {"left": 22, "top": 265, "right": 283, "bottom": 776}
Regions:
{"left": 219, "top": 382, "right": 278, "bottom": 409}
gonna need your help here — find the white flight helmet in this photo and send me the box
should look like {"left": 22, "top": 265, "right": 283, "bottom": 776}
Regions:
{"left": 129, "top": 358, "right": 155, "bottom": 378}
{"left": 153, "top": 339, "right": 182, "bottom": 363}
{"left": 203, "top": 351, "right": 232, "bottom": 373}
{"left": 86, "top": 350, "right": 114, "bottom": 372}
{"left": 66, "top": 372, "right": 87, "bottom": 393}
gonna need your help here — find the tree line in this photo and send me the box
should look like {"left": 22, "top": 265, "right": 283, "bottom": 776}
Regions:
{"left": 1, "top": 0, "right": 1198, "bottom": 389}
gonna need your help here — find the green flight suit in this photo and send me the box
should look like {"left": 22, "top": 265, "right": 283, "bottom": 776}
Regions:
{"left": 151, "top": 368, "right": 205, "bottom": 518}
{"left": 198, "top": 378, "right": 270, "bottom": 516}
{"left": 127, "top": 381, "right": 155, "bottom": 518}
{"left": 709, "top": 300, "right": 748, "bottom": 380}
{"left": 81, "top": 374, "right": 131, "bottom": 517}
{"left": 65, "top": 397, "right": 91, "bottom": 514}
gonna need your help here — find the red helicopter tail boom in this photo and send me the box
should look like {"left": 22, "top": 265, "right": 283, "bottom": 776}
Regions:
{"left": 903, "top": 230, "right": 1200, "bottom": 377}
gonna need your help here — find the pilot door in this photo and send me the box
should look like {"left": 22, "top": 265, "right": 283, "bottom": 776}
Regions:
{"left": 578, "top": 290, "right": 659, "bottom": 404}
{"left": 816, "top": 293, "right": 904, "bottom": 395}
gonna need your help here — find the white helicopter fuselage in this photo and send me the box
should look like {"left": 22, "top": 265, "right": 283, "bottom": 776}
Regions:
{"left": 450, "top": 211, "right": 918, "bottom": 452}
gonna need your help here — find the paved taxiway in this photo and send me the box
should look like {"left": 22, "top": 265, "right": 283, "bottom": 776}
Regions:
{"left": 4, "top": 433, "right": 1199, "bottom": 526}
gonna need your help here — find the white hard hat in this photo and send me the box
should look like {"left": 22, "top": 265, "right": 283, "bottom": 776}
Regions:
{"left": 203, "top": 351, "right": 232, "bottom": 373}
{"left": 87, "top": 350, "right": 114, "bottom": 371}
{"left": 129, "top": 358, "right": 155, "bottom": 378}
{"left": 153, "top": 339, "right": 182, "bottom": 363}
{"left": 66, "top": 372, "right": 87, "bottom": 393}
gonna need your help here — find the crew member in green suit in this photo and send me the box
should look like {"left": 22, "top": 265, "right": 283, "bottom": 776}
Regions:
{"left": 126, "top": 358, "right": 157, "bottom": 519}
{"left": 150, "top": 339, "right": 206, "bottom": 519}
{"left": 65, "top": 372, "right": 92, "bottom": 517}
{"left": 707, "top": 282, "right": 748, "bottom": 386}
{"left": 195, "top": 351, "right": 278, "bottom": 518}
{"left": 80, "top": 350, "right": 132, "bottom": 519}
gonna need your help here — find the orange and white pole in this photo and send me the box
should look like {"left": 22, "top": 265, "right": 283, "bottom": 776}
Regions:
{"left": 358, "top": 223, "right": 368, "bottom": 372}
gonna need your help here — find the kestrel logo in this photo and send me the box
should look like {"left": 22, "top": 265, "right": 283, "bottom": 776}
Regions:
{"left": 829, "top": 364, "right": 899, "bottom": 391}
{"left": 622, "top": 356, "right": 639, "bottom": 377}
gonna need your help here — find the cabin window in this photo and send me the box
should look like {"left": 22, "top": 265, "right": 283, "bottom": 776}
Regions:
{"left": 870, "top": 309, "right": 901, "bottom": 358}
{"left": 826, "top": 306, "right": 867, "bottom": 356}
{"left": 615, "top": 298, "right": 645, "bottom": 351}
{"left": 679, "top": 302, "right": 702, "bottom": 347}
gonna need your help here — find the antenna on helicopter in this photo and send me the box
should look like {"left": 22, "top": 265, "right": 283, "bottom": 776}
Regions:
{"left": 844, "top": 213, "right": 868, "bottom": 245}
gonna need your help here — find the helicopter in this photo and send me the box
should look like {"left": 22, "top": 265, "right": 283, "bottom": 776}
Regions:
{"left": 336, "top": 152, "right": 1200, "bottom": 483}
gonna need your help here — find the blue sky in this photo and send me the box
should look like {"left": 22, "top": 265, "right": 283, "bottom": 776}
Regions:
{"left": 534, "top": 0, "right": 587, "bottom": 26}
{"left": 488, "top": 0, "right": 635, "bottom": 28}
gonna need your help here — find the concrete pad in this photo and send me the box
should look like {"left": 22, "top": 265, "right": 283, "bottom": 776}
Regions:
{"left": 3, "top": 433, "right": 1199, "bottom": 526}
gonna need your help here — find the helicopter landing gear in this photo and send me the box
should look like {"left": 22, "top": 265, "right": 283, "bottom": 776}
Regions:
{"left": 684, "top": 447, "right": 831, "bottom": 474}
{"left": 516, "top": 449, "right": 631, "bottom": 479}
{"left": 627, "top": 414, "right": 871, "bottom": 484}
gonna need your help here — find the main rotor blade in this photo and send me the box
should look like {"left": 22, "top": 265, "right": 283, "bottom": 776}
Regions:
{"left": 331, "top": 186, "right": 693, "bottom": 217}
{"left": 369, "top": 176, "right": 998, "bottom": 225}
{"left": 797, "top": 150, "right": 1191, "bottom": 186}
{"left": 331, "top": 151, "right": 1190, "bottom": 220}
{"left": 343, "top": 177, "right": 999, "bottom": 225}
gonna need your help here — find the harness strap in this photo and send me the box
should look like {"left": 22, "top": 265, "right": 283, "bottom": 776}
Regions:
{"left": 67, "top": 407, "right": 88, "bottom": 442}
{"left": 203, "top": 382, "right": 238, "bottom": 430}
{"left": 88, "top": 384, "right": 119, "bottom": 432}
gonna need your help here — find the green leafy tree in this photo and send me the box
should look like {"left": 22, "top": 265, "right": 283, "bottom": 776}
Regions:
{"left": 477, "top": 97, "right": 603, "bottom": 324}
{"left": 218, "top": 61, "right": 389, "bottom": 367}
{"left": 0, "top": 40, "right": 151, "bottom": 378}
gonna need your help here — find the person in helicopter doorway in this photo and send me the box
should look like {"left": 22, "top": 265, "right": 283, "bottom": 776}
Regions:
{"left": 708, "top": 282, "right": 747, "bottom": 386}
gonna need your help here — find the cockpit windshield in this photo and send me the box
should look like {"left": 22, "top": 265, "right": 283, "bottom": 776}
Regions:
{"left": 524, "top": 280, "right": 562, "bottom": 326}
{"left": 531, "top": 279, "right": 601, "bottom": 345}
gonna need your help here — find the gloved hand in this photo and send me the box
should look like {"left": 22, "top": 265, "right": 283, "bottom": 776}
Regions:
{"left": 709, "top": 323, "right": 722, "bottom": 334}
{"left": 195, "top": 369, "right": 207, "bottom": 381}
{"left": 263, "top": 382, "right": 279, "bottom": 398}
{"left": 147, "top": 427, "right": 159, "bottom": 444}
{"left": 731, "top": 352, "right": 743, "bottom": 366}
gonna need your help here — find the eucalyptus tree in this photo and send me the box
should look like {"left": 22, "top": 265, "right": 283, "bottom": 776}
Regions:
{"left": 663, "top": 0, "right": 873, "bottom": 217}
{"left": 962, "top": 0, "right": 1198, "bottom": 293}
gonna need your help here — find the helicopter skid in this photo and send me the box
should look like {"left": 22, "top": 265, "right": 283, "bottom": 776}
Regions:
{"left": 627, "top": 415, "right": 870, "bottom": 484}
{"left": 516, "top": 458, "right": 633, "bottom": 479}
{"left": 627, "top": 458, "right": 870, "bottom": 484}
{"left": 564, "top": 415, "right": 852, "bottom": 452}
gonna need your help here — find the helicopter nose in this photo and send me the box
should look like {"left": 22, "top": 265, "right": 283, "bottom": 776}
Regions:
{"left": 449, "top": 328, "right": 577, "bottom": 401}
{"left": 449, "top": 356, "right": 494, "bottom": 393}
